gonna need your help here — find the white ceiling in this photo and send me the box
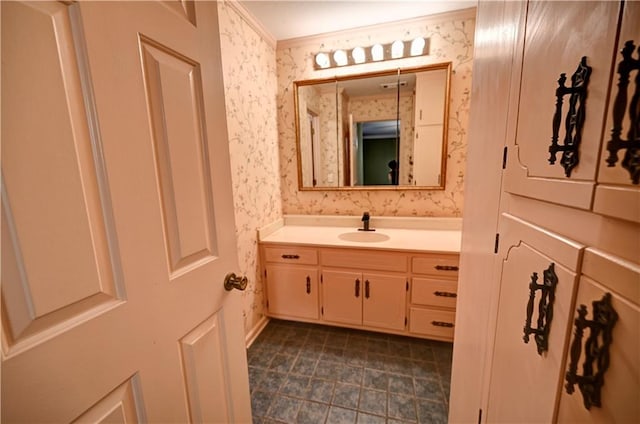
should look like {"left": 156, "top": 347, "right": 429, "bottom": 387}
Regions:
{"left": 238, "top": 0, "right": 477, "bottom": 41}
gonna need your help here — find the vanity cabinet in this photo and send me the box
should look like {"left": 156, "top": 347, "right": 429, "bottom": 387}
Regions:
{"left": 263, "top": 246, "right": 319, "bottom": 321}
{"left": 408, "top": 254, "right": 459, "bottom": 341}
{"left": 322, "top": 270, "right": 406, "bottom": 331}
{"left": 260, "top": 241, "right": 460, "bottom": 341}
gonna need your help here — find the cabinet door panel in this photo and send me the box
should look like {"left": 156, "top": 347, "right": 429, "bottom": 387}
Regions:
{"left": 505, "top": 1, "right": 620, "bottom": 209}
{"left": 363, "top": 273, "right": 406, "bottom": 331}
{"left": 322, "top": 270, "right": 362, "bottom": 326}
{"left": 265, "top": 265, "right": 319, "bottom": 320}
{"left": 593, "top": 2, "right": 640, "bottom": 223}
{"left": 557, "top": 252, "right": 640, "bottom": 423}
{"left": 486, "top": 215, "right": 583, "bottom": 423}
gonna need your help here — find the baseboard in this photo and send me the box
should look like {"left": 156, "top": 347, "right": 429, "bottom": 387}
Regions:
{"left": 245, "top": 315, "right": 270, "bottom": 348}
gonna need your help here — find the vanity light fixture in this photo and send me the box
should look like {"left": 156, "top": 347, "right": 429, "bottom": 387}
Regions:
{"left": 313, "top": 37, "right": 429, "bottom": 70}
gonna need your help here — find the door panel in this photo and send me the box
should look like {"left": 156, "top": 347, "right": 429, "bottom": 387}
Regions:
{"left": 140, "top": 37, "right": 218, "bottom": 276}
{"left": 363, "top": 273, "right": 406, "bottom": 331}
{"left": 593, "top": 1, "right": 640, "bottom": 223}
{"left": 556, "top": 250, "right": 640, "bottom": 423}
{"left": 486, "top": 214, "right": 584, "bottom": 423}
{"left": 1, "top": 0, "right": 124, "bottom": 354}
{"left": 323, "top": 270, "right": 362, "bottom": 326}
{"left": 505, "top": 1, "right": 620, "bottom": 209}
{"left": 265, "top": 265, "right": 319, "bottom": 320}
{"left": 1, "top": 2, "right": 250, "bottom": 422}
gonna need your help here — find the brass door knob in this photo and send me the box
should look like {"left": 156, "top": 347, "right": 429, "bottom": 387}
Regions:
{"left": 224, "top": 273, "right": 248, "bottom": 291}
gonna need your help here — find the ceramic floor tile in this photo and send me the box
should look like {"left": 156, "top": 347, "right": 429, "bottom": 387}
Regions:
{"left": 332, "top": 382, "right": 360, "bottom": 409}
{"left": 296, "top": 400, "right": 329, "bottom": 424}
{"left": 327, "top": 406, "right": 357, "bottom": 424}
{"left": 248, "top": 320, "right": 452, "bottom": 424}
{"left": 358, "top": 388, "right": 387, "bottom": 416}
{"left": 356, "top": 412, "right": 386, "bottom": 424}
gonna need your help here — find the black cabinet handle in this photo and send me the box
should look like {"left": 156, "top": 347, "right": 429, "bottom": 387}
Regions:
{"left": 548, "top": 56, "right": 592, "bottom": 177}
{"left": 365, "top": 280, "right": 370, "bottom": 299}
{"left": 523, "top": 263, "right": 558, "bottom": 355}
{"left": 281, "top": 254, "right": 300, "bottom": 259}
{"left": 565, "top": 293, "right": 618, "bottom": 410}
{"left": 306, "top": 276, "right": 311, "bottom": 294}
{"left": 431, "top": 321, "right": 454, "bottom": 328}
{"left": 355, "top": 279, "right": 360, "bottom": 298}
{"left": 435, "top": 265, "right": 459, "bottom": 271}
{"left": 434, "top": 291, "right": 457, "bottom": 298}
{"left": 604, "top": 40, "right": 640, "bottom": 184}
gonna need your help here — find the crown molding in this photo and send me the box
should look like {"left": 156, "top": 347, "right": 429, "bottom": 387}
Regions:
{"left": 224, "top": 0, "right": 277, "bottom": 50}
{"left": 277, "top": 7, "right": 476, "bottom": 50}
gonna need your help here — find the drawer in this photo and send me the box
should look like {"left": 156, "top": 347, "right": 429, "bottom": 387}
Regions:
{"left": 411, "top": 277, "right": 457, "bottom": 308}
{"left": 263, "top": 246, "right": 318, "bottom": 265}
{"left": 321, "top": 248, "right": 407, "bottom": 273}
{"left": 412, "top": 254, "right": 459, "bottom": 278}
{"left": 409, "top": 307, "right": 455, "bottom": 340}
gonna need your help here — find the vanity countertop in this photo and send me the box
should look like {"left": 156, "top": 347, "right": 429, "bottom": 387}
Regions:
{"left": 258, "top": 215, "right": 462, "bottom": 253}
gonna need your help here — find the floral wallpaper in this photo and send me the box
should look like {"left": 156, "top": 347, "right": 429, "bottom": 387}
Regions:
{"left": 217, "top": 2, "right": 281, "bottom": 335}
{"left": 277, "top": 10, "right": 475, "bottom": 216}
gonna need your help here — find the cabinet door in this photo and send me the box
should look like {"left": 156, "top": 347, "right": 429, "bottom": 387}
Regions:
{"left": 265, "top": 265, "right": 319, "bottom": 320}
{"left": 486, "top": 214, "right": 584, "bottom": 423}
{"left": 593, "top": 1, "right": 640, "bottom": 224}
{"left": 556, "top": 249, "right": 640, "bottom": 423}
{"left": 414, "top": 69, "right": 448, "bottom": 126}
{"left": 504, "top": 1, "right": 621, "bottom": 209}
{"left": 322, "top": 270, "right": 362, "bottom": 326}
{"left": 362, "top": 273, "right": 406, "bottom": 331}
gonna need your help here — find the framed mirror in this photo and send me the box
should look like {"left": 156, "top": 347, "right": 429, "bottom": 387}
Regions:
{"left": 294, "top": 63, "right": 451, "bottom": 190}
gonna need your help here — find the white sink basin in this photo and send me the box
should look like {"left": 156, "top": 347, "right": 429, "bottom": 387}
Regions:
{"left": 338, "top": 231, "right": 390, "bottom": 243}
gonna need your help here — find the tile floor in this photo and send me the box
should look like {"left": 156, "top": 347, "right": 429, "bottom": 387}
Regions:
{"left": 247, "top": 319, "right": 453, "bottom": 424}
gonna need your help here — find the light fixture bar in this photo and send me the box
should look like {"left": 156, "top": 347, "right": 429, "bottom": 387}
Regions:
{"left": 314, "top": 37, "right": 429, "bottom": 70}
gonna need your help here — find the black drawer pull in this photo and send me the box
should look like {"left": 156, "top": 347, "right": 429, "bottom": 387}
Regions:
{"left": 306, "top": 276, "right": 311, "bottom": 294}
{"left": 548, "top": 56, "right": 591, "bottom": 177}
{"left": 565, "top": 293, "right": 618, "bottom": 410}
{"left": 435, "top": 265, "right": 459, "bottom": 271}
{"left": 604, "top": 40, "right": 640, "bottom": 184}
{"left": 431, "top": 321, "right": 454, "bottom": 328}
{"left": 365, "top": 280, "right": 370, "bottom": 299}
{"left": 355, "top": 279, "right": 360, "bottom": 298}
{"left": 434, "top": 291, "right": 457, "bottom": 298}
{"left": 523, "top": 263, "right": 558, "bottom": 355}
{"left": 281, "top": 254, "right": 300, "bottom": 259}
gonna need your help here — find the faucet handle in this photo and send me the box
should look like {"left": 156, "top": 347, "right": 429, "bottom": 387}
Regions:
{"left": 362, "top": 212, "right": 370, "bottom": 221}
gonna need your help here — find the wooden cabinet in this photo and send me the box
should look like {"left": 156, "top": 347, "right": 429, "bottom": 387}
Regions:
{"left": 263, "top": 246, "right": 319, "bottom": 321}
{"left": 453, "top": 1, "right": 640, "bottom": 423}
{"left": 260, "top": 242, "right": 460, "bottom": 341}
{"left": 409, "top": 253, "right": 459, "bottom": 341}
{"left": 322, "top": 269, "right": 406, "bottom": 331}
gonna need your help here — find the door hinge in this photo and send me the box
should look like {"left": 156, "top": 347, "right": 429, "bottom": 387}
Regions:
{"left": 321, "top": 273, "right": 323, "bottom": 283}
{"left": 404, "top": 317, "right": 407, "bottom": 326}
{"left": 406, "top": 280, "right": 409, "bottom": 291}
{"left": 494, "top": 233, "right": 500, "bottom": 254}
{"left": 478, "top": 408, "right": 483, "bottom": 424}
{"left": 266, "top": 300, "right": 269, "bottom": 309}
{"left": 502, "top": 146, "right": 508, "bottom": 169}
{"left": 321, "top": 306, "right": 324, "bottom": 315}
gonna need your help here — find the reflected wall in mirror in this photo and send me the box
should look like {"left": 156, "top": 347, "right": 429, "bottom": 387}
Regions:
{"left": 294, "top": 63, "right": 451, "bottom": 190}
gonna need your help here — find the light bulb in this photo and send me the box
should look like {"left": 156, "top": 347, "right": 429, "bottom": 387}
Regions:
{"left": 391, "top": 40, "right": 404, "bottom": 58}
{"left": 352, "top": 47, "right": 365, "bottom": 64}
{"left": 315, "top": 53, "right": 330, "bottom": 68}
{"left": 333, "top": 50, "right": 348, "bottom": 66}
{"left": 411, "top": 37, "right": 426, "bottom": 56}
{"left": 371, "top": 44, "right": 384, "bottom": 61}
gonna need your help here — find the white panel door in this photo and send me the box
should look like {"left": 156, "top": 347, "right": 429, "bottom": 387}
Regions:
{"left": 1, "top": 1, "right": 251, "bottom": 422}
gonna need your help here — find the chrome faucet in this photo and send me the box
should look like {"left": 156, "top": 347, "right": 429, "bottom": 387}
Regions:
{"left": 359, "top": 212, "right": 374, "bottom": 231}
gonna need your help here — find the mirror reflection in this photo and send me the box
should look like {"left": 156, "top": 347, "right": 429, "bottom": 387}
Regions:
{"left": 294, "top": 63, "right": 451, "bottom": 190}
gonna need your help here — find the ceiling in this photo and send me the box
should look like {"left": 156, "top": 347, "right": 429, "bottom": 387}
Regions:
{"left": 238, "top": 1, "right": 477, "bottom": 41}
